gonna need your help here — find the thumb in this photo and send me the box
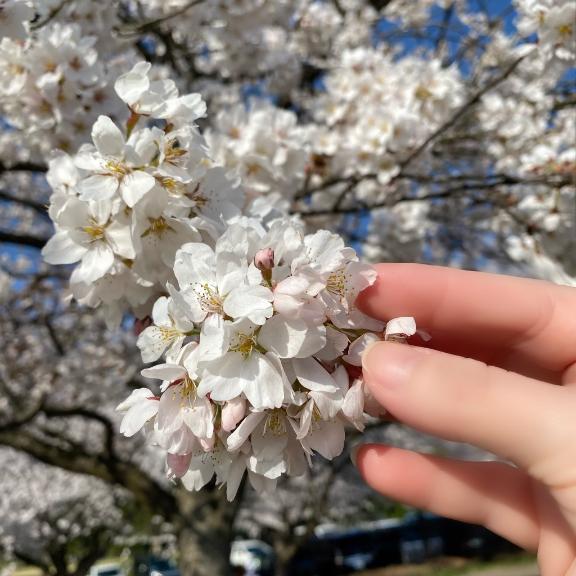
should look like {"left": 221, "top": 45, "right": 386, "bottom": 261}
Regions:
{"left": 361, "top": 342, "right": 572, "bottom": 477}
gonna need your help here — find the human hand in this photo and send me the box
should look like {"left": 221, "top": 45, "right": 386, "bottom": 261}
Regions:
{"left": 354, "top": 264, "right": 576, "bottom": 575}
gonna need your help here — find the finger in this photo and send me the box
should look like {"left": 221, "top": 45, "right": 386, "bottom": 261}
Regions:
{"left": 362, "top": 342, "right": 575, "bottom": 475}
{"left": 534, "top": 485, "right": 576, "bottom": 576}
{"left": 355, "top": 444, "right": 539, "bottom": 551}
{"left": 358, "top": 263, "right": 576, "bottom": 382}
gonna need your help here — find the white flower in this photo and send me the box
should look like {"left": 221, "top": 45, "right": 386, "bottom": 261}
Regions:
{"left": 137, "top": 296, "right": 196, "bottom": 363}
{"left": 385, "top": 316, "right": 417, "bottom": 342}
{"left": 0, "top": 0, "right": 33, "bottom": 40}
{"left": 117, "top": 388, "right": 159, "bottom": 437}
{"left": 115, "top": 61, "right": 207, "bottom": 123}
{"left": 75, "top": 116, "right": 156, "bottom": 207}
{"left": 42, "top": 197, "right": 134, "bottom": 284}
{"left": 198, "top": 319, "right": 286, "bottom": 409}
{"left": 174, "top": 238, "right": 273, "bottom": 325}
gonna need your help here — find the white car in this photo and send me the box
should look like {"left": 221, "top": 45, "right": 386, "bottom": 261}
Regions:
{"left": 89, "top": 563, "right": 125, "bottom": 576}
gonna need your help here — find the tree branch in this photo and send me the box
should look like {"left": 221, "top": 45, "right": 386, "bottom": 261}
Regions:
{"left": 397, "top": 53, "right": 528, "bottom": 173}
{"left": 0, "top": 230, "right": 47, "bottom": 248}
{"left": 116, "top": 0, "right": 205, "bottom": 35}
{"left": 0, "top": 161, "right": 47, "bottom": 174}
{"left": 0, "top": 190, "right": 48, "bottom": 217}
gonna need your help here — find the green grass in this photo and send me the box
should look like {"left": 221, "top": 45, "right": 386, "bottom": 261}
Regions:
{"left": 416, "top": 554, "right": 537, "bottom": 576}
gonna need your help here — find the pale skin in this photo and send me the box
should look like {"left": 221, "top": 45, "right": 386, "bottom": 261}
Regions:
{"left": 354, "top": 264, "right": 576, "bottom": 575}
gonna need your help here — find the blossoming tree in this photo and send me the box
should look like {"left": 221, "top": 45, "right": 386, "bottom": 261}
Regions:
{"left": 0, "top": 0, "right": 574, "bottom": 574}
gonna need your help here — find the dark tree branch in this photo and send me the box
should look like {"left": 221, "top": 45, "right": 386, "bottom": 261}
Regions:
{"left": 30, "top": 0, "right": 74, "bottom": 30}
{"left": 0, "top": 161, "right": 47, "bottom": 174}
{"left": 397, "top": 53, "right": 528, "bottom": 173}
{"left": 0, "top": 190, "right": 48, "bottom": 217}
{"left": 116, "top": 0, "right": 205, "bottom": 35}
{"left": 0, "top": 230, "right": 47, "bottom": 248}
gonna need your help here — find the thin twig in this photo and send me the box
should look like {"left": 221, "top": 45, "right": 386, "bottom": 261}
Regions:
{"left": 0, "top": 190, "right": 48, "bottom": 217}
{"left": 116, "top": 0, "right": 205, "bottom": 36}
{"left": 397, "top": 53, "right": 528, "bottom": 173}
{"left": 30, "top": 0, "right": 74, "bottom": 30}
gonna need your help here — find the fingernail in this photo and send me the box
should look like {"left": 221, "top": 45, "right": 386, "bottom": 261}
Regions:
{"left": 362, "top": 342, "right": 424, "bottom": 390}
{"left": 350, "top": 444, "right": 362, "bottom": 467}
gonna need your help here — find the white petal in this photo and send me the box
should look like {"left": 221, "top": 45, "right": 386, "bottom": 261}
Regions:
{"left": 259, "top": 316, "right": 326, "bottom": 358}
{"left": 292, "top": 357, "right": 337, "bottom": 393}
{"left": 157, "top": 384, "right": 185, "bottom": 432}
{"left": 116, "top": 388, "right": 155, "bottom": 412}
{"left": 242, "top": 353, "right": 284, "bottom": 409}
{"left": 174, "top": 243, "right": 216, "bottom": 288}
{"left": 305, "top": 420, "right": 345, "bottom": 460}
{"left": 226, "top": 456, "right": 247, "bottom": 501}
{"left": 141, "top": 363, "right": 186, "bottom": 381}
{"left": 227, "top": 412, "right": 265, "bottom": 451}
{"left": 42, "top": 231, "right": 87, "bottom": 265}
{"left": 106, "top": 221, "right": 135, "bottom": 259}
{"left": 152, "top": 296, "right": 171, "bottom": 327}
{"left": 344, "top": 332, "right": 380, "bottom": 366}
{"left": 77, "top": 174, "right": 119, "bottom": 202}
{"left": 197, "top": 352, "right": 246, "bottom": 402}
{"left": 182, "top": 397, "right": 214, "bottom": 439}
{"left": 71, "top": 243, "right": 114, "bottom": 284}
{"left": 216, "top": 251, "right": 247, "bottom": 296}
{"left": 197, "top": 314, "right": 229, "bottom": 362}
{"left": 342, "top": 380, "right": 365, "bottom": 431}
{"left": 181, "top": 462, "right": 214, "bottom": 491}
{"left": 120, "top": 170, "right": 156, "bottom": 207}
{"left": 92, "top": 115, "right": 125, "bottom": 157}
{"left": 223, "top": 284, "right": 273, "bottom": 325}
{"left": 119, "top": 398, "right": 159, "bottom": 437}
{"left": 385, "top": 316, "right": 417, "bottom": 340}
{"left": 137, "top": 326, "right": 170, "bottom": 363}
{"left": 114, "top": 63, "right": 151, "bottom": 105}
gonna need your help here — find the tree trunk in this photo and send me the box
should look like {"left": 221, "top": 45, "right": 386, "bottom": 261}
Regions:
{"left": 174, "top": 484, "right": 241, "bottom": 576}
{"left": 271, "top": 536, "right": 299, "bottom": 576}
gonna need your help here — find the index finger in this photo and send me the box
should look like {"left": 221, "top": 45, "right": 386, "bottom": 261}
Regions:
{"left": 357, "top": 263, "right": 576, "bottom": 383}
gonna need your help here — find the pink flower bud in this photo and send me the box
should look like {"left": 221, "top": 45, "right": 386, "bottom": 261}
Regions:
{"left": 221, "top": 397, "right": 247, "bottom": 432}
{"left": 254, "top": 248, "right": 275, "bottom": 271}
{"left": 167, "top": 452, "right": 192, "bottom": 478}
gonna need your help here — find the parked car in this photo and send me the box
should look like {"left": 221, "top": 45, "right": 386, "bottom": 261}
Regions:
{"left": 134, "top": 555, "right": 180, "bottom": 576}
{"left": 230, "top": 540, "right": 274, "bottom": 576}
{"left": 89, "top": 563, "right": 124, "bottom": 576}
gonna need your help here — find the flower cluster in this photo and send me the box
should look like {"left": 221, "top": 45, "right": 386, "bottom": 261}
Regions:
{"left": 206, "top": 102, "right": 309, "bottom": 206}
{"left": 0, "top": 22, "right": 124, "bottom": 156}
{"left": 42, "top": 62, "right": 243, "bottom": 325}
{"left": 516, "top": 0, "right": 576, "bottom": 62}
{"left": 0, "top": 0, "right": 33, "bottom": 40}
{"left": 309, "top": 48, "right": 464, "bottom": 184}
{"left": 120, "top": 223, "right": 416, "bottom": 499}
{"left": 41, "top": 63, "right": 417, "bottom": 498}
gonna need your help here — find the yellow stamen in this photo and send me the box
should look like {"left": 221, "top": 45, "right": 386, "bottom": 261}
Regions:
{"left": 558, "top": 24, "right": 573, "bottom": 38}
{"left": 105, "top": 160, "right": 130, "bottom": 177}
{"left": 326, "top": 268, "right": 349, "bottom": 297}
{"left": 265, "top": 409, "right": 286, "bottom": 436}
{"left": 82, "top": 218, "right": 106, "bottom": 241}
{"left": 141, "top": 216, "right": 173, "bottom": 238}
{"left": 229, "top": 331, "right": 257, "bottom": 358}
{"left": 194, "top": 283, "right": 223, "bottom": 315}
{"left": 415, "top": 85, "right": 432, "bottom": 100}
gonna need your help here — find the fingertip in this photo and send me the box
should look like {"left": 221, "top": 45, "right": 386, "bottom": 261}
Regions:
{"left": 362, "top": 341, "right": 430, "bottom": 400}
{"left": 353, "top": 443, "right": 393, "bottom": 475}
{"left": 357, "top": 263, "right": 430, "bottom": 319}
